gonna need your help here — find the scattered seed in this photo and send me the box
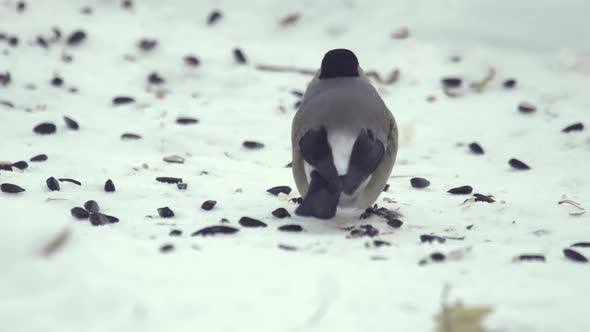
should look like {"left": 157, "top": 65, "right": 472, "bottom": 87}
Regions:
{"left": 112, "top": 96, "right": 135, "bottom": 105}
{"left": 518, "top": 102, "right": 536, "bottom": 114}
{"left": 267, "top": 185, "right": 292, "bottom": 196}
{"left": 7, "top": 36, "right": 19, "bottom": 47}
{"left": 562, "top": 122, "right": 583, "bottom": 133}
{"left": 272, "top": 208, "right": 290, "bottom": 218}
{"left": 294, "top": 100, "right": 302, "bottom": 109}
{"left": 0, "top": 100, "right": 15, "bottom": 108}
{"left": 391, "top": 26, "right": 410, "bottom": 39}
{"left": 207, "top": 10, "right": 222, "bottom": 25}
{"left": 176, "top": 117, "right": 199, "bottom": 125}
{"left": 509, "top": 158, "right": 530, "bottom": 170}
{"left": 233, "top": 48, "right": 247, "bottom": 64}
{"left": 0, "top": 164, "right": 13, "bottom": 171}
{"left": 177, "top": 183, "right": 187, "bottom": 190}
{"left": 191, "top": 225, "right": 239, "bottom": 236}
{"left": 466, "top": 224, "right": 474, "bottom": 230}
{"left": 516, "top": 254, "right": 545, "bottom": 262}
{"left": 11, "top": 161, "right": 28, "bottom": 170}
{"left": 184, "top": 55, "right": 200, "bottom": 66}
{"left": 201, "top": 200, "right": 217, "bottom": 211}
{"left": 156, "top": 177, "right": 182, "bottom": 184}
{"left": 30, "top": 154, "right": 48, "bottom": 162}
{"left": 468, "top": 142, "right": 484, "bottom": 154}
{"left": 278, "top": 244, "right": 297, "bottom": 251}
{"left": 89, "top": 213, "right": 119, "bottom": 225}
{"left": 46, "top": 177, "right": 60, "bottom": 191}
{"left": 17, "top": 1, "right": 26, "bottom": 12}
{"left": 563, "top": 248, "right": 588, "bottom": 263}
{"left": 147, "top": 72, "right": 164, "bottom": 85}
{"left": 104, "top": 179, "right": 115, "bottom": 192}
{"left": 138, "top": 38, "right": 157, "bottom": 51}
{"left": 410, "top": 177, "right": 430, "bottom": 189}
{"left": 571, "top": 242, "right": 590, "bottom": 248}
{"left": 383, "top": 184, "right": 390, "bottom": 192}
{"left": 447, "top": 185, "right": 473, "bottom": 195}
{"left": 33, "top": 123, "right": 57, "bottom": 135}
{"left": 163, "top": 155, "right": 185, "bottom": 164}
{"left": 160, "top": 244, "right": 174, "bottom": 253}
{"left": 36, "top": 36, "right": 48, "bottom": 48}
{"left": 169, "top": 229, "right": 182, "bottom": 236}
{"left": 70, "top": 207, "right": 89, "bottom": 219}
{"left": 278, "top": 224, "right": 304, "bottom": 233}
{"left": 157, "top": 207, "right": 174, "bottom": 218}
{"left": 473, "top": 193, "right": 495, "bottom": 203}
{"left": 420, "top": 235, "right": 446, "bottom": 244}
{"left": 0, "top": 72, "right": 11, "bottom": 86}
{"left": 80, "top": 6, "right": 92, "bottom": 15}
{"left": 121, "top": 133, "right": 142, "bottom": 140}
{"left": 84, "top": 200, "right": 100, "bottom": 213}
{"left": 373, "top": 240, "right": 391, "bottom": 247}
{"left": 279, "top": 13, "right": 300, "bottom": 26}
{"left": 1, "top": 183, "right": 25, "bottom": 193}
{"left": 285, "top": 162, "right": 293, "bottom": 168}
{"left": 441, "top": 77, "right": 462, "bottom": 88}
{"left": 243, "top": 141, "right": 264, "bottom": 149}
{"left": 290, "top": 197, "right": 303, "bottom": 204}
{"left": 430, "top": 252, "right": 446, "bottom": 261}
{"left": 63, "top": 116, "right": 79, "bottom": 130}
{"left": 51, "top": 76, "right": 64, "bottom": 87}
{"left": 350, "top": 224, "right": 379, "bottom": 237}
{"left": 503, "top": 79, "right": 517, "bottom": 89}
{"left": 122, "top": 0, "right": 133, "bottom": 9}
{"left": 66, "top": 30, "right": 86, "bottom": 46}
{"left": 239, "top": 216, "right": 267, "bottom": 228}
{"left": 58, "top": 178, "right": 81, "bottom": 186}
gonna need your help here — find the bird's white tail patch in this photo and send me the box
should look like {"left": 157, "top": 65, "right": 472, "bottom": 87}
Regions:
{"left": 327, "top": 130, "right": 357, "bottom": 176}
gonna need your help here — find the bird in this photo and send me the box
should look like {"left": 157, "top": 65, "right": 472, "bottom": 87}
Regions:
{"left": 291, "top": 49, "right": 398, "bottom": 219}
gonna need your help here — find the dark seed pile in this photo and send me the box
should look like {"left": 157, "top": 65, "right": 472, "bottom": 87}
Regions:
{"left": 239, "top": 217, "right": 267, "bottom": 228}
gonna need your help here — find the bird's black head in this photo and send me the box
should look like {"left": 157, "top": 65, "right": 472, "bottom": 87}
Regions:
{"left": 319, "top": 49, "right": 359, "bottom": 80}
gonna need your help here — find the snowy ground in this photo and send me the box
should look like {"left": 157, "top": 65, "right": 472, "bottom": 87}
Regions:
{"left": 1, "top": 1, "right": 590, "bottom": 331}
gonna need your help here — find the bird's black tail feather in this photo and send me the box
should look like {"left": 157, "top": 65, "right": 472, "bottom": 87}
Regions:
{"left": 295, "top": 171, "right": 341, "bottom": 219}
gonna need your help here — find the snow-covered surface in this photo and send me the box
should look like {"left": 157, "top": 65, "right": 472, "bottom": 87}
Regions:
{"left": 1, "top": 1, "right": 590, "bottom": 331}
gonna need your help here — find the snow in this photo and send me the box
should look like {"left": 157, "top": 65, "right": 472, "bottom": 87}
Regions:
{"left": 1, "top": 0, "right": 590, "bottom": 331}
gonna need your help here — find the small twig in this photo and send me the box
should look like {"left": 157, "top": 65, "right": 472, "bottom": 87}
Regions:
{"left": 255, "top": 64, "right": 315, "bottom": 75}
{"left": 558, "top": 199, "right": 584, "bottom": 210}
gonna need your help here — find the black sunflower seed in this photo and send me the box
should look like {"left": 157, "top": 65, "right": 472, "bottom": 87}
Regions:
{"left": 33, "top": 123, "right": 57, "bottom": 135}
{"left": 138, "top": 38, "right": 157, "bottom": 51}
{"left": 191, "top": 225, "right": 239, "bottom": 236}
{"left": 278, "top": 244, "right": 297, "bottom": 251}
{"left": 383, "top": 184, "right": 390, "bottom": 192}
{"left": 239, "top": 216, "right": 267, "bottom": 228}
{"left": 509, "top": 158, "right": 530, "bottom": 170}
{"left": 447, "top": 185, "right": 473, "bottom": 195}
{"left": 51, "top": 76, "right": 64, "bottom": 87}
{"left": 46, "top": 177, "right": 60, "bottom": 191}
{"left": 243, "top": 141, "right": 264, "bottom": 149}
{"left": 30, "top": 154, "right": 48, "bottom": 162}
{"left": 430, "top": 252, "right": 446, "bottom": 261}
{"left": 122, "top": 0, "right": 133, "bottom": 9}
{"left": 278, "top": 224, "right": 303, "bottom": 232}
{"left": 89, "top": 213, "right": 119, "bottom": 225}
{"left": 266, "top": 185, "right": 292, "bottom": 196}
{"left": 1, "top": 183, "right": 25, "bottom": 193}
{"left": 184, "top": 55, "right": 200, "bottom": 66}
{"left": 272, "top": 208, "right": 290, "bottom": 218}
{"left": 410, "top": 177, "right": 430, "bottom": 189}
{"left": 562, "top": 123, "right": 583, "bottom": 133}
{"left": 147, "top": 72, "right": 164, "bottom": 85}
{"left": 17, "top": 1, "right": 26, "bottom": 11}
{"left": 121, "top": 133, "right": 142, "bottom": 140}
{"left": 0, "top": 72, "right": 11, "bottom": 86}
{"left": 441, "top": 77, "right": 462, "bottom": 88}
{"left": 63, "top": 116, "right": 79, "bottom": 130}
{"left": 7, "top": 36, "right": 18, "bottom": 47}
{"left": 285, "top": 162, "right": 293, "bottom": 168}
{"left": 201, "top": 200, "right": 217, "bottom": 211}
{"left": 176, "top": 117, "right": 199, "bottom": 125}
{"left": 112, "top": 96, "right": 135, "bottom": 105}
{"left": 420, "top": 234, "right": 446, "bottom": 244}
{"left": 207, "top": 10, "right": 222, "bottom": 25}
{"left": 157, "top": 207, "right": 174, "bottom": 218}
{"left": 84, "top": 200, "right": 100, "bottom": 213}
{"left": 468, "top": 142, "right": 484, "bottom": 154}
{"left": 518, "top": 102, "right": 536, "bottom": 114}
{"left": 177, "top": 183, "right": 187, "bottom": 190}
{"left": 294, "top": 100, "right": 302, "bottom": 109}
{"left": 11, "top": 161, "right": 28, "bottom": 170}
{"left": 169, "top": 229, "right": 182, "bottom": 236}
{"left": 233, "top": 48, "right": 247, "bottom": 64}
{"left": 350, "top": 224, "right": 379, "bottom": 237}
{"left": 290, "top": 197, "right": 303, "bottom": 204}
{"left": 386, "top": 218, "right": 403, "bottom": 228}
{"left": 503, "top": 79, "right": 517, "bottom": 89}
{"left": 473, "top": 193, "right": 495, "bottom": 203}
{"left": 563, "top": 248, "right": 588, "bottom": 263}
{"left": 0, "top": 164, "right": 12, "bottom": 171}
{"left": 36, "top": 36, "right": 48, "bottom": 48}
{"left": 58, "top": 178, "right": 81, "bottom": 186}
{"left": 104, "top": 179, "right": 115, "bottom": 192}
{"left": 571, "top": 242, "right": 590, "bottom": 248}
{"left": 290, "top": 90, "right": 304, "bottom": 97}
{"left": 160, "top": 244, "right": 174, "bottom": 253}
{"left": 373, "top": 240, "right": 391, "bottom": 247}
{"left": 70, "top": 207, "right": 89, "bottom": 219}
{"left": 517, "top": 254, "right": 545, "bottom": 262}
{"left": 66, "top": 30, "right": 86, "bottom": 46}
{"left": 155, "top": 177, "right": 182, "bottom": 184}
